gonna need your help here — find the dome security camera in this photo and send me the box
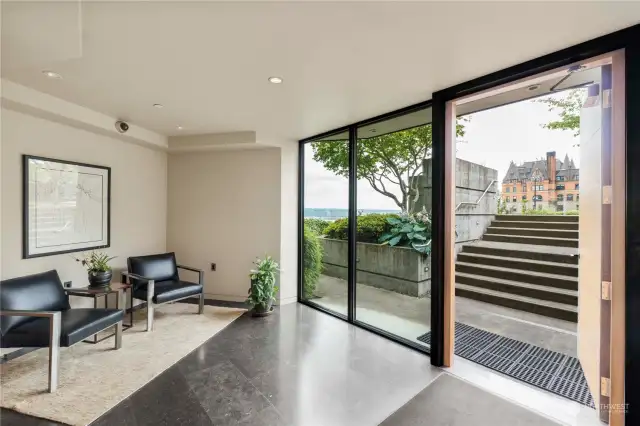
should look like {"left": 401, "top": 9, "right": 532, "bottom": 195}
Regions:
{"left": 115, "top": 121, "right": 129, "bottom": 133}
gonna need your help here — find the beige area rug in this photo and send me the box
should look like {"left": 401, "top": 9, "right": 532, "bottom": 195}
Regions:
{"left": 1, "top": 304, "right": 245, "bottom": 425}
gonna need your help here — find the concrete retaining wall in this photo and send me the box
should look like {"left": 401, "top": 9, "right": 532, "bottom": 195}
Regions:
{"left": 320, "top": 238, "right": 431, "bottom": 297}
{"left": 319, "top": 158, "right": 496, "bottom": 298}
{"left": 418, "top": 158, "right": 498, "bottom": 254}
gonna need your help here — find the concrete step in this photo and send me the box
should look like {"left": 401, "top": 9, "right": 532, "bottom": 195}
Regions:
{"left": 495, "top": 215, "right": 579, "bottom": 222}
{"left": 455, "top": 283, "right": 578, "bottom": 322}
{"left": 456, "top": 272, "right": 578, "bottom": 305}
{"left": 491, "top": 220, "right": 579, "bottom": 230}
{"left": 486, "top": 226, "right": 579, "bottom": 239}
{"left": 483, "top": 233, "right": 579, "bottom": 248}
{"left": 456, "top": 262, "right": 577, "bottom": 290}
{"left": 456, "top": 252, "right": 578, "bottom": 277}
{"left": 462, "top": 243, "right": 579, "bottom": 264}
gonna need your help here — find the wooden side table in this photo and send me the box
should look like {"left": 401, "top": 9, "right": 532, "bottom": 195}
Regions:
{"left": 67, "top": 282, "right": 132, "bottom": 344}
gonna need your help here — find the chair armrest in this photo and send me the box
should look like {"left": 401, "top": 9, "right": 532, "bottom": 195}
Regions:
{"left": 120, "top": 271, "right": 153, "bottom": 283}
{"left": 0, "top": 310, "right": 62, "bottom": 318}
{"left": 0, "top": 310, "right": 61, "bottom": 345}
{"left": 176, "top": 264, "right": 202, "bottom": 273}
{"left": 120, "top": 272, "right": 155, "bottom": 300}
{"left": 177, "top": 264, "right": 204, "bottom": 286}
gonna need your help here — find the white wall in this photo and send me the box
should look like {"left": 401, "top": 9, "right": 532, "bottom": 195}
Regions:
{"left": 0, "top": 108, "right": 168, "bottom": 300}
{"left": 278, "top": 143, "right": 298, "bottom": 305}
{"left": 167, "top": 148, "right": 282, "bottom": 302}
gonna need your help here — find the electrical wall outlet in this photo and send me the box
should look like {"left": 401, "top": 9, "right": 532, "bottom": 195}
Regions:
{"left": 64, "top": 281, "right": 72, "bottom": 288}
{"left": 211, "top": 263, "right": 217, "bottom": 271}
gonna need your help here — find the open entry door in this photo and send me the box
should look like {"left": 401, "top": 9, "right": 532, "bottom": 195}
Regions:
{"left": 577, "top": 69, "right": 606, "bottom": 413}
{"left": 578, "top": 55, "right": 625, "bottom": 424}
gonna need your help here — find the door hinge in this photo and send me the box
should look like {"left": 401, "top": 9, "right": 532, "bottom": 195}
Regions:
{"left": 601, "top": 377, "right": 611, "bottom": 397}
{"left": 603, "top": 185, "right": 613, "bottom": 204}
{"left": 602, "top": 281, "right": 612, "bottom": 301}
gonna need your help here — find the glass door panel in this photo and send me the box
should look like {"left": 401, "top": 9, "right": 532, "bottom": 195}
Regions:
{"left": 301, "top": 132, "right": 350, "bottom": 317}
{"left": 354, "top": 107, "right": 433, "bottom": 350}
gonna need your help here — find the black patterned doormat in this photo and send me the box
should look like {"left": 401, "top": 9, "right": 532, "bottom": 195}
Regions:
{"left": 417, "top": 323, "right": 594, "bottom": 407}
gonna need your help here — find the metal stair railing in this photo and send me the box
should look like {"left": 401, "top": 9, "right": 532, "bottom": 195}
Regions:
{"left": 455, "top": 180, "right": 497, "bottom": 212}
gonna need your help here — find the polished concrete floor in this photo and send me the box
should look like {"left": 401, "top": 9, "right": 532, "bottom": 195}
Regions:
{"left": 1, "top": 303, "right": 566, "bottom": 426}
{"left": 314, "top": 274, "right": 577, "bottom": 356}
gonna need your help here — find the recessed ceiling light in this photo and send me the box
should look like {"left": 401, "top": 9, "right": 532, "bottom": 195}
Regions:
{"left": 42, "top": 70, "right": 62, "bottom": 79}
{"left": 370, "top": 128, "right": 377, "bottom": 133}
{"left": 527, "top": 84, "right": 541, "bottom": 91}
{"left": 268, "top": 76, "right": 283, "bottom": 84}
{"left": 176, "top": 125, "right": 183, "bottom": 130}
{"left": 153, "top": 103, "right": 164, "bottom": 109}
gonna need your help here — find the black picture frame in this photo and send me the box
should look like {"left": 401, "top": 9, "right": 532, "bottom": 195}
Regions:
{"left": 22, "top": 155, "right": 111, "bottom": 259}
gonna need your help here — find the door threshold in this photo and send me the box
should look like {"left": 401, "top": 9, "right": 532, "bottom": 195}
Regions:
{"left": 444, "top": 356, "right": 601, "bottom": 426}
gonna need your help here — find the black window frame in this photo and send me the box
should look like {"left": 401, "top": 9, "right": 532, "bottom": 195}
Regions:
{"left": 298, "top": 24, "right": 640, "bottom": 396}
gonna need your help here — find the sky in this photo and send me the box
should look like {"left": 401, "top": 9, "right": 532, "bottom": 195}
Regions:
{"left": 304, "top": 93, "right": 581, "bottom": 210}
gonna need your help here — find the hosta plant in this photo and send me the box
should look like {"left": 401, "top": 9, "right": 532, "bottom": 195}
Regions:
{"left": 379, "top": 214, "right": 432, "bottom": 255}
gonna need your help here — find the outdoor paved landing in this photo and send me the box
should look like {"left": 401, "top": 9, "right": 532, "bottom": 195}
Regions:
{"left": 314, "top": 275, "right": 577, "bottom": 357}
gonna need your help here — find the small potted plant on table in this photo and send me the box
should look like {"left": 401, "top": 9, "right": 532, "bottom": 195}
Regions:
{"left": 246, "top": 256, "right": 279, "bottom": 317}
{"left": 73, "top": 251, "right": 116, "bottom": 288}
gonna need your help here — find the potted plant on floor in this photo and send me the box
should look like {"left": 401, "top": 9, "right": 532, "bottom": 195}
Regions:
{"left": 246, "top": 256, "right": 279, "bottom": 317}
{"left": 73, "top": 251, "right": 116, "bottom": 288}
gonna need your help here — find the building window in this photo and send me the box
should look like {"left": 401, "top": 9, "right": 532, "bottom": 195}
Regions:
{"left": 522, "top": 185, "right": 526, "bottom": 192}
{"left": 513, "top": 186, "right": 517, "bottom": 193}
{"left": 575, "top": 175, "right": 579, "bottom": 180}
{"left": 532, "top": 185, "right": 544, "bottom": 191}
{"left": 505, "top": 197, "right": 510, "bottom": 203}
{"left": 556, "top": 175, "right": 565, "bottom": 181}
{"left": 506, "top": 187, "right": 510, "bottom": 193}
{"left": 575, "top": 184, "right": 579, "bottom": 190}
{"left": 567, "top": 194, "right": 574, "bottom": 201}
{"left": 522, "top": 195, "right": 527, "bottom": 201}
{"left": 577, "top": 195, "right": 580, "bottom": 202}
{"left": 557, "top": 194, "right": 564, "bottom": 201}
{"left": 512, "top": 196, "right": 517, "bottom": 202}
{"left": 556, "top": 184, "right": 565, "bottom": 190}
{"left": 533, "top": 195, "right": 542, "bottom": 201}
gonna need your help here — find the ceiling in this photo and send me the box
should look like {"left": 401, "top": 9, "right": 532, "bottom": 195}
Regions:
{"left": 2, "top": 1, "right": 639, "bottom": 143}
{"left": 316, "top": 66, "right": 602, "bottom": 141}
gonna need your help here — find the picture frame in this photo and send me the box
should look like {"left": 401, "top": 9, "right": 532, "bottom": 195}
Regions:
{"left": 23, "top": 155, "right": 111, "bottom": 259}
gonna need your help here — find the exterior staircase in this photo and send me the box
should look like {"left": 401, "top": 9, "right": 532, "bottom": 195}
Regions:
{"left": 456, "top": 215, "right": 579, "bottom": 322}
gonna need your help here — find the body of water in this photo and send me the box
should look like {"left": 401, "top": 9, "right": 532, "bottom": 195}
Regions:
{"left": 304, "top": 208, "right": 400, "bottom": 220}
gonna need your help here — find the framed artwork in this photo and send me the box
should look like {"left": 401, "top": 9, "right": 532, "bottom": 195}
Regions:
{"left": 23, "top": 155, "right": 111, "bottom": 259}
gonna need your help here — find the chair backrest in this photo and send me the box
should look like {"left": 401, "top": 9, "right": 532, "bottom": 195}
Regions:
{"left": 127, "top": 252, "right": 179, "bottom": 288}
{"left": 0, "top": 270, "right": 70, "bottom": 336}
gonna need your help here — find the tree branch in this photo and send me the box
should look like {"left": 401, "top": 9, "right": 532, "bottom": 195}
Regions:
{"left": 365, "top": 176, "right": 403, "bottom": 210}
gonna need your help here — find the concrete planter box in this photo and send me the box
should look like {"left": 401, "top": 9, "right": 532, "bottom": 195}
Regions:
{"left": 320, "top": 238, "right": 431, "bottom": 297}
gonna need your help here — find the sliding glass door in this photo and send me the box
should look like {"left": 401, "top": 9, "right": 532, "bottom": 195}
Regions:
{"left": 299, "top": 105, "right": 435, "bottom": 354}
{"left": 300, "top": 130, "right": 350, "bottom": 317}
{"left": 354, "top": 107, "right": 433, "bottom": 350}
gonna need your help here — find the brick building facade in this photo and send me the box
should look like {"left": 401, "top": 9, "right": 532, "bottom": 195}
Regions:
{"left": 501, "top": 151, "right": 579, "bottom": 212}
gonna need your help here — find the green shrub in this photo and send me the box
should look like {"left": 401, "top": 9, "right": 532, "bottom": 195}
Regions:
{"left": 304, "top": 218, "right": 332, "bottom": 235}
{"left": 324, "top": 213, "right": 399, "bottom": 243}
{"left": 303, "top": 225, "right": 323, "bottom": 298}
{"left": 521, "top": 207, "right": 579, "bottom": 216}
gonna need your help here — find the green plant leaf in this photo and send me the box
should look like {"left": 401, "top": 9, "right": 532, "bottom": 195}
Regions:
{"left": 386, "top": 217, "right": 402, "bottom": 225}
{"left": 412, "top": 233, "right": 427, "bottom": 241}
{"left": 389, "top": 235, "right": 402, "bottom": 246}
{"left": 401, "top": 224, "right": 413, "bottom": 233}
{"left": 379, "top": 233, "right": 394, "bottom": 242}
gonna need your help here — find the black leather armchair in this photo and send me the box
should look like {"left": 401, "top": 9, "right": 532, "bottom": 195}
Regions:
{"left": 121, "top": 253, "right": 204, "bottom": 331}
{"left": 0, "top": 270, "right": 124, "bottom": 392}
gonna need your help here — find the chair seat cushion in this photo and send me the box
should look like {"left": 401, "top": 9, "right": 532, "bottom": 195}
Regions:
{"left": 132, "top": 280, "right": 203, "bottom": 304}
{"left": 1, "top": 309, "right": 124, "bottom": 348}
